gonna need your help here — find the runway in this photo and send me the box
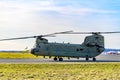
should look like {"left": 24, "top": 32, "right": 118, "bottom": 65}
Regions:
{"left": 0, "top": 54, "right": 119, "bottom": 63}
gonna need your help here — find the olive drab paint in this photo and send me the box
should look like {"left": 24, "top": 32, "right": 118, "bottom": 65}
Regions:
{"left": 31, "top": 34, "right": 105, "bottom": 61}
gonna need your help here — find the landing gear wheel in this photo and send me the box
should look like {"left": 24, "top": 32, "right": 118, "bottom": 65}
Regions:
{"left": 86, "top": 57, "right": 89, "bottom": 61}
{"left": 54, "top": 57, "right": 57, "bottom": 61}
{"left": 59, "top": 58, "right": 63, "bottom": 61}
{"left": 93, "top": 58, "right": 96, "bottom": 61}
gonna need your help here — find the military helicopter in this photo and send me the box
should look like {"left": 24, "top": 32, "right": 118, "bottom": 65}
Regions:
{"left": 0, "top": 31, "right": 120, "bottom": 61}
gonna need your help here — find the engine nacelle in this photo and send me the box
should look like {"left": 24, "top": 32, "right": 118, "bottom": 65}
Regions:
{"left": 84, "top": 34, "right": 104, "bottom": 48}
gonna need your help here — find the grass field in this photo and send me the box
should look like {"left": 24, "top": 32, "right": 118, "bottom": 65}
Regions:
{"left": 0, "top": 52, "right": 120, "bottom": 80}
{"left": 0, "top": 52, "right": 41, "bottom": 58}
{"left": 0, "top": 63, "right": 119, "bottom": 80}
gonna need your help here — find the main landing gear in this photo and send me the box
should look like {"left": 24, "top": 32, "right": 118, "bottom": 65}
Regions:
{"left": 85, "top": 57, "right": 96, "bottom": 61}
{"left": 93, "top": 57, "right": 96, "bottom": 61}
{"left": 54, "top": 57, "right": 96, "bottom": 61}
{"left": 54, "top": 57, "right": 63, "bottom": 61}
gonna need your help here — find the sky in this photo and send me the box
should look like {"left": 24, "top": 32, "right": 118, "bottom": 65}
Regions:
{"left": 0, "top": 0, "right": 120, "bottom": 50}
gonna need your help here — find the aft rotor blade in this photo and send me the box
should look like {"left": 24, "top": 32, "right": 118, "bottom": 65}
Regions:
{"left": 0, "top": 36, "right": 36, "bottom": 41}
{"left": 100, "top": 31, "right": 120, "bottom": 34}
{"left": 60, "top": 31, "right": 120, "bottom": 34}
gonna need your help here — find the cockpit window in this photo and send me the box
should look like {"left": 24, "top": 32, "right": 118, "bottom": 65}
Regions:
{"left": 35, "top": 44, "right": 40, "bottom": 48}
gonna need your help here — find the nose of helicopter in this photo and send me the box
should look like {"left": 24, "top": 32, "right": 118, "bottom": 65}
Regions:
{"left": 30, "top": 48, "right": 39, "bottom": 54}
{"left": 30, "top": 48, "right": 35, "bottom": 54}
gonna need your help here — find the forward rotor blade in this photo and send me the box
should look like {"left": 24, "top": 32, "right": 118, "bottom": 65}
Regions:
{"left": 42, "top": 30, "right": 73, "bottom": 37}
{"left": 58, "top": 32, "right": 92, "bottom": 34}
{"left": 0, "top": 36, "right": 36, "bottom": 41}
{"left": 54, "top": 30, "right": 73, "bottom": 34}
{"left": 0, "top": 30, "right": 73, "bottom": 41}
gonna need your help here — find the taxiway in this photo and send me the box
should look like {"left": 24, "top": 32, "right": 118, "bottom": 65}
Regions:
{"left": 0, "top": 54, "right": 119, "bottom": 63}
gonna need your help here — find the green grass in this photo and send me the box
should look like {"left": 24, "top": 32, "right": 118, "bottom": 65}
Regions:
{"left": 0, "top": 52, "right": 42, "bottom": 58}
{"left": 0, "top": 63, "right": 119, "bottom": 80}
{"left": 0, "top": 52, "right": 119, "bottom": 80}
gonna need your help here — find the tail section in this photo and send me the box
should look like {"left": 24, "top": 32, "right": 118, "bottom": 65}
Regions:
{"left": 83, "top": 34, "right": 105, "bottom": 54}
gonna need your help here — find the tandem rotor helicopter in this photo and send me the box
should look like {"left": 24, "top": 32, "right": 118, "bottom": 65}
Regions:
{"left": 0, "top": 31, "right": 120, "bottom": 61}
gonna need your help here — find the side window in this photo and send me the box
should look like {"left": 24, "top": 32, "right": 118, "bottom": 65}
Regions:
{"left": 76, "top": 48, "right": 84, "bottom": 52}
{"left": 36, "top": 44, "right": 41, "bottom": 49}
{"left": 80, "top": 48, "right": 83, "bottom": 51}
{"left": 76, "top": 49, "right": 79, "bottom": 52}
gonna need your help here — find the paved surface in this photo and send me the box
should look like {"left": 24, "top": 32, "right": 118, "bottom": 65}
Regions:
{"left": 0, "top": 54, "right": 119, "bottom": 64}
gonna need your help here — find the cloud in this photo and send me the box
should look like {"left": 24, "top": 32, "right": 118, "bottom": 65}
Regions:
{"left": 28, "top": 0, "right": 117, "bottom": 15}
{"left": 0, "top": 0, "right": 120, "bottom": 50}
{"left": 0, "top": 0, "right": 118, "bottom": 32}
{"left": 0, "top": 0, "right": 117, "bottom": 16}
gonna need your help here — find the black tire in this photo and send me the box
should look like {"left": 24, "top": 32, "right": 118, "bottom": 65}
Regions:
{"left": 54, "top": 57, "right": 57, "bottom": 61}
{"left": 86, "top": 57, "right": 89, "bottom": 61}
{"left": 93, "top": 58, "right": 96, "bottom": 61}
{"left": 59, "top": 58, "right": 63, "bottom": 61}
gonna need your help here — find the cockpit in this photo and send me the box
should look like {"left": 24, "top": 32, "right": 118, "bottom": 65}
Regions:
{"left": 30, "top": 44, "right": 40, "bottom": 54}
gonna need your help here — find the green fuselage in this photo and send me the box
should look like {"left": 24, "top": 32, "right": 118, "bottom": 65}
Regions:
{"left": 31, "top": 34, "right": 105, "bottom": 58}
{"left": 32, "top": 43, "right": 104, "bottom": 58}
